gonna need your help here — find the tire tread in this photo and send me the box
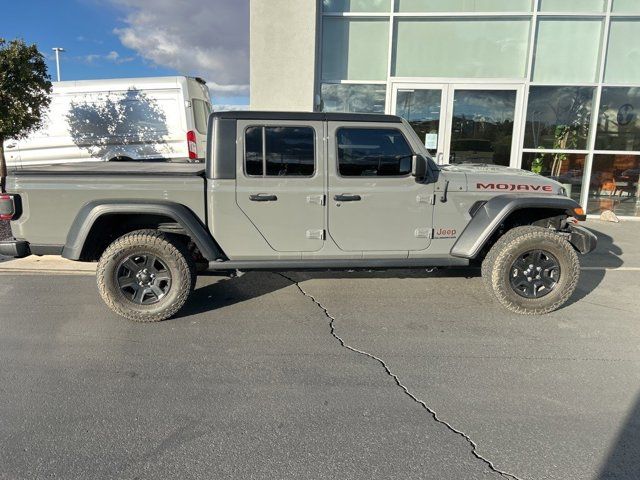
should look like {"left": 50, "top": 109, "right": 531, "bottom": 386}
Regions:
{"left": 96, "top": 229, "right": 195, "bottom": 322}
{"left": 482, "top": 226, "right": 580, "bottom": 315}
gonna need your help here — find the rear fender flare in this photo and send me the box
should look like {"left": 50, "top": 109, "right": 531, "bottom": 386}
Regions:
{"left": 62, "top": 200, "right": 223, "bottom": 261}
{"left": 451, "top": 194, "right": 582, "bottom": 259}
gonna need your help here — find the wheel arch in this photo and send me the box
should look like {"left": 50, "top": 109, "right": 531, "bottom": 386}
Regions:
{"left": 62, "top": 200, "right": 225, "bottom": 262}
{"left": 451, "top": 194, "right": 583, "bottom": 260}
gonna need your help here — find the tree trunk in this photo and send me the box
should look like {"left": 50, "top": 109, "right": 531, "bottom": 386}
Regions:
{"left": 0, "top": 138, "right": 6, "bottom": 193}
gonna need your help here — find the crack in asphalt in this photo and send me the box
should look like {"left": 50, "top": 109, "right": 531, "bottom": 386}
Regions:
{"left": 278, "top": 273, "right": 523, "bottom": 480}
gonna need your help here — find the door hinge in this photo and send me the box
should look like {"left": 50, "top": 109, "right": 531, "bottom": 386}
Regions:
{"left": 306, "top": 229, "right": 326, "bottom": 240}
{"left": 414, "top": 227, "right": 433, "bottom": 239}
{"left": 417, "top": 194, "right": 437, "bottom": 205}
{"left": 307, "top": 194, "right": 326, "bottom": 206}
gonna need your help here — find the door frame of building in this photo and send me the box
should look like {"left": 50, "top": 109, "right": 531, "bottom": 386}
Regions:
{"left": 390, "top": 82, "right": 526, "bottom": 169}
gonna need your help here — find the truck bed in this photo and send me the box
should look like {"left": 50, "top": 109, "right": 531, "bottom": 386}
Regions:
{"left": 7, "top": 161, "right": 207, "bottom": 249}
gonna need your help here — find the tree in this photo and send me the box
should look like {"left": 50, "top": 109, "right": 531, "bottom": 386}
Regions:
{"left": 0, "top": 39, "right": 52, "bottom": 192}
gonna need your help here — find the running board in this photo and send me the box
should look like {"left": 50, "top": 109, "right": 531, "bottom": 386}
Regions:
{"left": 206, "top": 257, "right": 469, "bottom": 271}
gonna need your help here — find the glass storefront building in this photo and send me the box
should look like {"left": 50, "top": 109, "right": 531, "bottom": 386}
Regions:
{"left": 314, "top": 0, "right": 640, "bottom": 217}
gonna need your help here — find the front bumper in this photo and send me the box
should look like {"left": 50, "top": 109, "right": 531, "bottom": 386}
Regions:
{"left": 0, "top": 240, "right": 31, "bottom": 258}
{"left": 568, "top": 225, "right": 597, "bottom": 255}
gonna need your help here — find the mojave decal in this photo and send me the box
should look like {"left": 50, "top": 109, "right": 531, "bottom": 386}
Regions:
{"left": 476, "top": 183, "right": 554, "bottom": 193}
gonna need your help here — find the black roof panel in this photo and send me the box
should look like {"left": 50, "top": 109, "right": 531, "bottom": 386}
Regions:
{"left": 210, "top": 111, "right": 402, "bottom": 123}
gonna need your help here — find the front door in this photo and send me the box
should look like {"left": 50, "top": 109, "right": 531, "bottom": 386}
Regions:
{"left": 235, "top": 120, "right": 326, "bottom": 253}
{"left": 392, "top": 83, "right": 524, "bottom": 167}
{"left": 327, "top": 122, "right": 434, "bottom": 253}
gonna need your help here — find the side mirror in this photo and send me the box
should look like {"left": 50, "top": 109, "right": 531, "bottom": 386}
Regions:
{"left": 412, "top": 154, "right": 427, "bottom": 181}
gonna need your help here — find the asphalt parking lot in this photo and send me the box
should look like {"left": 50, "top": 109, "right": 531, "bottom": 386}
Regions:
{"left": 0, "top": 220, "right": 639, "bottom": 480}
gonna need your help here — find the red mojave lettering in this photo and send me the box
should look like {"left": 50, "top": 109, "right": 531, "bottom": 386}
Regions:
{"left": 477, "top": 183, "right": 554, "bottom": 192}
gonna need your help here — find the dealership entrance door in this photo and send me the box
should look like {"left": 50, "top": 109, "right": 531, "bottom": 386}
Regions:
{"left": 391, "top": 83, "right": 524, "bottom": 167}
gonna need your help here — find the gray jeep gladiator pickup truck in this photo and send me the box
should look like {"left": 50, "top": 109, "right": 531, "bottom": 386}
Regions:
{"left": 0, "top": 111, "right": 596, "bottom": 321}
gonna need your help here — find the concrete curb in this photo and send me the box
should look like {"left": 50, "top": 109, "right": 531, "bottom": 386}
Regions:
{"left": 0, "top": 255, "right": 97, "bottom": 274}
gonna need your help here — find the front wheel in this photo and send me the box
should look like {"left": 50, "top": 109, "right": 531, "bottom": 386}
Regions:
{"left": 97, "top": 230, "right": 195, "bottom": 322}
{"left": 481, "top": 226, "right": 580, "bottom": 315}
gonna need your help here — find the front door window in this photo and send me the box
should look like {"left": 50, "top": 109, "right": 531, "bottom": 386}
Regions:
{"left": 336, "top": 127, "right": 414, "bottom": 177}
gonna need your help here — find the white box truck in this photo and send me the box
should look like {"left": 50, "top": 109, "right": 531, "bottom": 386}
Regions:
{"left": 3, "top": 76, "right": 211, "bottom": 167}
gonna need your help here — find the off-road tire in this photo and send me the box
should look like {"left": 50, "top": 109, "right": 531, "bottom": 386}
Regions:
{"left": 481, "top": 226, "right": 580, "bottom": 315}
{"left": 97, "top": 229, "right": 196, "bottom": 322}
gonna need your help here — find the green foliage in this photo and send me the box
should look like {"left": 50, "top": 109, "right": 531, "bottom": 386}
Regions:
{"left": 0, "top": 38, "right": 52, "bottom": 141}
{"left": 532, "top": 125, "right": 581, "bottom": 177}
{"left": 0, "top": 38, "right": 52, "bottom": 191}
{"left": 531, "top": 147, "right": 545, "bottom": 174}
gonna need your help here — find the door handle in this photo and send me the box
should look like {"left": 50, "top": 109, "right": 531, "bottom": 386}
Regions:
{"left": 5, "top": 143, "right": 16, "bottom": 149}
{"left": 334, "top": 194, "right": 362, "bottom": 202}
{"left": 249, "top": 194, "right": 278, "bottom": 202}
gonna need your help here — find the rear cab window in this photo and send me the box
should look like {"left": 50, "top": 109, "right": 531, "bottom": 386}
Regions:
{"left": 244, "top": 126, "right": 315, "bottom": 177}
{"left": 192, "top": 99, "right": 211, "bottom": 135}
{"left": 336, "top": 128, "right": 413, "bottom": 177}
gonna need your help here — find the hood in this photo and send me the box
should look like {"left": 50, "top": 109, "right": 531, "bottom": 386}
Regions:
{"left": 440, "top": 164, "right": 565, "bottom": 195}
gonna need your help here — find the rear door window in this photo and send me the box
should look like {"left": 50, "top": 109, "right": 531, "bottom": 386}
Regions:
{"left": 337, "top": 128, "right": 413, "bottom": 177}
{"left": 244, "top": 126, "right": 315, "bottom": 177}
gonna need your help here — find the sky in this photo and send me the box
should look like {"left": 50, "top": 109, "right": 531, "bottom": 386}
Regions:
{"left": 0, "top": 0, "right": 250, "bottom": 106}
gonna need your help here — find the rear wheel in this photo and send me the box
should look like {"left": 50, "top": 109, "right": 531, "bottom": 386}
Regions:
{"left": 482, "top": 226, "right": 580, "bottom": 315}
{"left": 97, "top": 230, "right": 195, "bottom": 322}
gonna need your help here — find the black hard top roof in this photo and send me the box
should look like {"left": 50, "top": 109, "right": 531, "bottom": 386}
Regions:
{"left": 210, "top": 111, "right": 403, "bottom": 123}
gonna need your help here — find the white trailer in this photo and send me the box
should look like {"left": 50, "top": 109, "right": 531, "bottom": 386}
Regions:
{"left": 3, "top": 76, "right": 211, "bottom": 167}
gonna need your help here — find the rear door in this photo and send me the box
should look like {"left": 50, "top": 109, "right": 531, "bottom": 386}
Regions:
{"left": 327, "top": 122, "right": 434, "bottom": 253}
{"left": 235, "top": 120, "right": 326, "bottom": 253}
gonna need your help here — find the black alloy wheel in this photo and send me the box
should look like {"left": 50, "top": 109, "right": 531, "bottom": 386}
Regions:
{"left": 117, "top": 253, "right": 172, "bottom": 305}
{"left": 509, "top": 250, "right": 560, "bottom": 299}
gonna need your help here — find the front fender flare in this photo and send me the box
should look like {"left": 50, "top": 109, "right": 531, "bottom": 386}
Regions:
{"left": 451, "top": 194, "right": 581, "bottom": 259}
{"left": 62, "top": 200, "right": 223, "bottom": 261}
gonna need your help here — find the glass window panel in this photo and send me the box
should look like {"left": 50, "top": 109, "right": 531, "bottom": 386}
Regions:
{"left": 533, "top": 19, "right": 603, "bottom": 83}
{"left": 612, "top": 0, "right": 640, "bottom": 14}
{"left": 320, "top": 83, "right": 387, "bottom": 113}
{"left": 322, "top": 18, "right": 389, "bottom": 81}
{"left": 522, "top": 153, "right": 585, "bottom": 203}
{"left": 395, "top": 0, "right": 532, "bottom": 12}
{"left": 192, "top": 99, "right": 210, "bottom": 135}
{"left": 396, "top": 88, "right": 442, "bottom": 155}
{"left": 323, "top": 0, "right": 390, "bottom": 12}
{"left": 245, "top": 126, "right": 263, "bottom": 176}
{"left": 393, "top": 19, "right": 530, "bottom": 78}
{"left": 596, "top": 87, "right": 640, "bottom": 151}
{"left": 588, "top": 154, "right": 640, "bottom": 217}
{"left": 449, "top": 90, "right": 516, "bottom": 166}
{"left": 539, "top": 0, "right": 606, "bottom": 12}
{"left": 605, "top": 20, "right": 640, "bottom": 84}
{"left": 337, "top": 128, "right": 414, "bottom": 176}
{"left": 524, "top": 86, "right": 594, "bottom": 150}
{"left": 265, "top": 127, "right": 315, "bottom": 177}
